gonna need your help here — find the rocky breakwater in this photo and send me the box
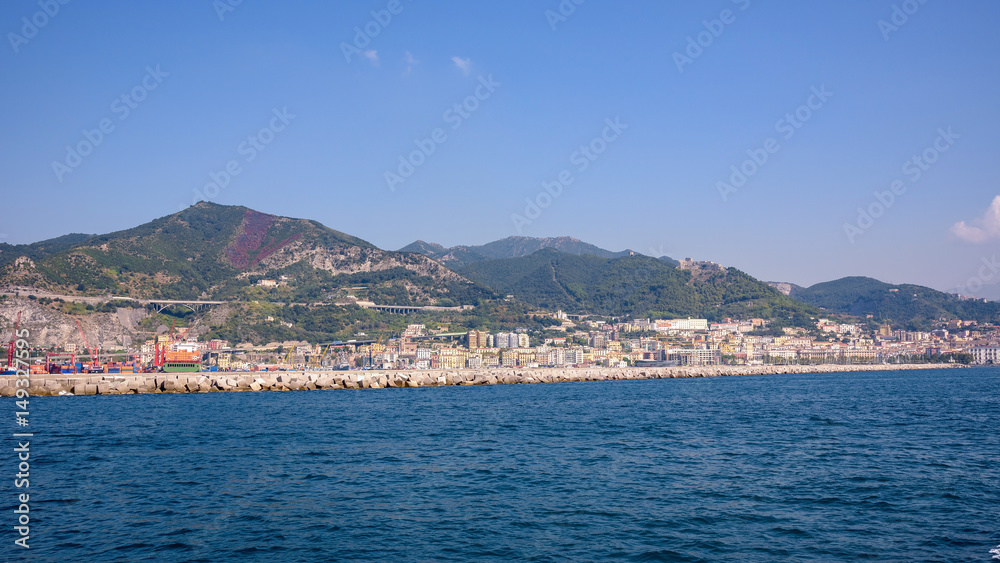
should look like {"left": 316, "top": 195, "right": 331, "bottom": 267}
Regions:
{"left": 0, "top": 363, "right": 964, "bottom": 397}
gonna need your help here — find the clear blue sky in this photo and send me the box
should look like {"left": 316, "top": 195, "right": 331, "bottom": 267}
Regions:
{"left": 3, "top": 1, "right": 1000, "bottom": 297}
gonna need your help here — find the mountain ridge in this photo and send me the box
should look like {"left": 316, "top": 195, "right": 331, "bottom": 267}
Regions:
{"left": 400, "top": 235, "right": 658, "bottom": 268}
{"left": 3, "top": 204, "right": 995, "bottom": 331}
{"left": 0, "top": 202, "right": 488, "bottom": 306}
{"left": 456, "top": 249, "right": 817, "bottom": 323}
{"left": 789, "top": 276, "right": 1000, "bottom": 328}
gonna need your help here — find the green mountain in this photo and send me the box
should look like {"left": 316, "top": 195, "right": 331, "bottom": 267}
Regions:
{"left": 457, "top": 249, "right": 816, "bottom": 323}
{"left": 400, "top": 236, "right": 653, "bottom": 268}
{"left": 0, "top": 233, "right": 95, "bottom": 269}
{"left": 0, "top": 205, "right": 834, "bottom": 345}
{"left": 0, "top": 202, "right": 490, "bottom": 306}
{"left": 15, "top": 204, "right": 988, "bottom": 335}
{"left": 791, "top": 276, "right": 1000, "bottom": 329}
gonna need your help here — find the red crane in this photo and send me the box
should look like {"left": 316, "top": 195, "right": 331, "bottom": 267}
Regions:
{"left": 74, "top": 318, "right": 100, "bottom": 369}
{"left": 152, "top": 319, "right": 176, "bottom": 369}
{"left": 154, "top": 319, "right": 178, "bottom": 368}
{"left": 169, "top": 319, "right": 192, "bottom": 342}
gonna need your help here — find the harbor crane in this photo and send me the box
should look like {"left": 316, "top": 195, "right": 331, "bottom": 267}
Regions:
{"left": 309, "top": 344, "right": 332, "bottom": 369}
{"left": 74, "top": 318, "right": 99, "bottom": 368}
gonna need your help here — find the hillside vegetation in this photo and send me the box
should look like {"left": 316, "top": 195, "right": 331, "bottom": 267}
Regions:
{"left": 0, "top": 202, "right": 489, "bottom": 305}
{"left": 459, "top": 249, "right": 817, "bottom": 323}
{"left": 792, "top": 276, "right": 1000, "bottom": 329}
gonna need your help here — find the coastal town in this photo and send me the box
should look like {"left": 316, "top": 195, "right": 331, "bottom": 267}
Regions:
{"left": 181, "top": 315, "right": 1000, "bottom": 370}
{"left": 14, "top": 310, "right": 998, "bottom": 376}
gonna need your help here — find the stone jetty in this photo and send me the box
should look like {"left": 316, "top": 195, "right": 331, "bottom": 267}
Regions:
{"left": 0, "top": 363, "right": 964, "bottom": 397}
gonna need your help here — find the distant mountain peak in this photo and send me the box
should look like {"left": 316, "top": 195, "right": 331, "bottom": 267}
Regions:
{"left": 399, "top": 240, "right": 447, "bottom": 254}
{"left": 402, "top": 235, "right": 654, "bottom": 267}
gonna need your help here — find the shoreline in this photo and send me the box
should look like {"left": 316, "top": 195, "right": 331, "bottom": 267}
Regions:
{"left": 1, "top": 363, "right": 967, "bottom": 397}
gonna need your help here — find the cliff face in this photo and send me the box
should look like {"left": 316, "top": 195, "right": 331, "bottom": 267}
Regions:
{"left": 0, "top": 297, "right": 150, "bottom": 349}
{"left": 255, "top": 239, "right": 467, "bottom": 281}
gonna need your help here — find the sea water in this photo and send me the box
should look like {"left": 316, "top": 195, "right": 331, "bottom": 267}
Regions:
{"left": 11, "top": 368, "right": 1000, "bottom": 561}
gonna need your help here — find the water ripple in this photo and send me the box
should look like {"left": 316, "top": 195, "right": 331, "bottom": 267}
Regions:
{"left": 10, "top": 367, "right": 1000, "bottom": 561}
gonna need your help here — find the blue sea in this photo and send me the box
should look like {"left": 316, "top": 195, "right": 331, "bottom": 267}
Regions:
{"left": 9, "top": 368, "right": 1000, "bottom": 561}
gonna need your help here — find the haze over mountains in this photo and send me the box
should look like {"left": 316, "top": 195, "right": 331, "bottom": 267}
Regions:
{"left": 0, "top": 203, "right": 997, "bottom": 329}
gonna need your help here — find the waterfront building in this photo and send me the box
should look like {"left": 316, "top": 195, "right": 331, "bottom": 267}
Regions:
{"left": 565, "top": 349, "right": 584, "bottom": 365}
{"left": 438, "top": 348, "right": 467, "bottom": 369}
{"left": 669, "top": 347, "right": 722, "bottom": 366}
{"left": 501, "top": 349, "right": 517, "bottom": 367}
{"left": 971, "top": 345, "right": 1000, "bottom": 364}
{"left": 516, "top": 349, "right": 535, "bottom": 366}
{"left": 548, "top": 348, "right": 566, "bottom": 366}
{"left": 466, "top": 354, "right": 482, "bottom": 369}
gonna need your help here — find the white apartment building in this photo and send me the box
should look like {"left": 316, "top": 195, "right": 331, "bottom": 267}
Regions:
{"left": 548, "top": 348, "right": 566, "bottom": 366}
{"left": 565, "top": 349, "right": 584, "bottom": 365}
{"left": 656, "top": 318, "right": 709, "bottom": 332}
{"left": 971, "top": 345, "right": 1000, "bottom": 364}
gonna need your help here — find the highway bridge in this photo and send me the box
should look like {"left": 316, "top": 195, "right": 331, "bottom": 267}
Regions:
{"left": 113, "top": 297, "right": 230, "bottom": 313}
{"left": 354, "top": 302, "right": 475, "bottom": 314}
{"left": 0, "top": 291, "right": 478, "bottom": 316}
{"left": 408, "top": 333, "right": 468, "bottom": 341}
